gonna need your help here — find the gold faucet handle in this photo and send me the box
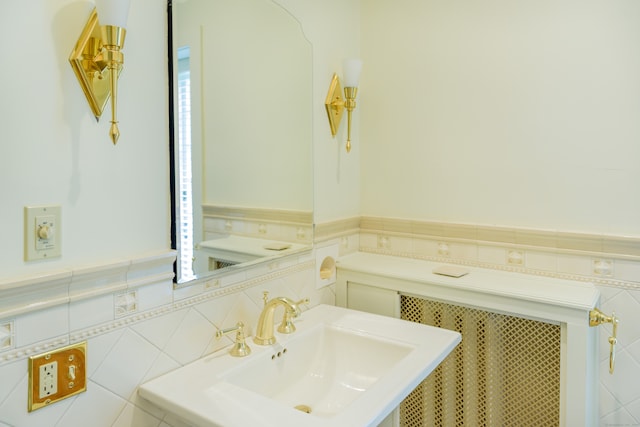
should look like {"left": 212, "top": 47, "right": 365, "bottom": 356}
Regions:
{"left": 278, "top": 311, "right": 297, "bottom": 334}
{"left": 277, "top": 298, "right": 310, "bottom": 334}
{"left": 216, "top": 322, "right": 252, "bottom": 357}
{"left": 293, "top": 298, "right": 310, "bottom": 315}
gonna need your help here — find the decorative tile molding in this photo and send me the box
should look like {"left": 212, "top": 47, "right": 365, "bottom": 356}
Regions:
{"left": 202, "top": 204, "right": 313, "bottom": 226}
{"left": 319, "top": 217, "right": 640, "bottom": 290}
{"left": 360, "top": 216, "right": 640, "bottom": 258}
{"left": 0, "top": 321, "right": 13, "bottom": 351}
{"left": 438, "top": 242, "right": 450, "bottom": 257}
{"left": 69, "top": 260, "right": 129, "bottom": 303}
{"left": 0, "top": 250, "right": 176, "bottom": 322}
{"left": 507, "top": 250, "right": 525, "bottom": 266}
{"left": 202, "top": 204, "right": 313, "bottom": 244}
{"left": 0, "top": 271, "right": 72, "bottom": 319}
{"left": 593, "top": 259, "right": 614, "bottom": 277}
{"left": 0, "top": 259, "right": 314, "bottom": 365}
{"left": 314, "top": 216, "right": 361, "bottom": 242}
{"left": 115, "top": 291, "right": 138, "bottom": 318}
{"left": 0, "top": 337, "right": 69, "bottom": 364}
{"left": 354, "top": 217, "right": 640, "bottom": 290}
{"left": 129, "top": 251, "right": 177, "bottom": 282}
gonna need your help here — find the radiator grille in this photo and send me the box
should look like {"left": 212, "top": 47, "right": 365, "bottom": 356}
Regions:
{"left": 400, "top": 295, "right": 561, "bottom": 427}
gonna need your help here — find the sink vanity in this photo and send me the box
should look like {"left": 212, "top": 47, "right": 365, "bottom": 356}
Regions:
{"left": 138, "top": 304, "right": 461, "bottom": 427}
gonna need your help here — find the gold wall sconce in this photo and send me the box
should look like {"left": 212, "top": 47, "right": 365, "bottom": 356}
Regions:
{"left": 325, "top": 59, "right": 363, "bottom": 153}
{"left": 69, "top": 0, "right": 131, "bottom": 145}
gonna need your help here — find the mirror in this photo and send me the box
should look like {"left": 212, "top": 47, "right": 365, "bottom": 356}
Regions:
{"left": 169, "top": 0, "right": 314, "bottom": 285}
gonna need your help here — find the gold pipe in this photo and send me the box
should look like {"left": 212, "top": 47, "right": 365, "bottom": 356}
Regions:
{"left": 344, "top": 87, "right": 358, "bottom": 153}
{"left": 107, "top": 61, "right": 120, "bottom": 144}
{"left": 99, "top": 25, "right": 126, "bottom": 145}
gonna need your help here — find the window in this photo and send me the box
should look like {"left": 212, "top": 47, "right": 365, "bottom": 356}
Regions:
{"left": 177, "top": 46, "right": 194, "bottom": 281}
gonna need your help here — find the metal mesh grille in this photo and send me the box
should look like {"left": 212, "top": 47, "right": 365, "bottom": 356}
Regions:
{"left": 400, "top": 295, "right": 561, "bottom": 427}
{"left": 207, "top": 258, "right": 238, "bottom": 271}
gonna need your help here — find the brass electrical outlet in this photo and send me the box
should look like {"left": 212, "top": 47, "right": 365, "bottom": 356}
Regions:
{"left": 28, "top": 342, "right": 87, "bottom": 412}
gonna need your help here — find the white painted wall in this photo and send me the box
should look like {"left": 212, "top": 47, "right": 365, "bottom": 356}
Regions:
{"left": 0, "top": 0, "right": 170, "bottom": 280}
{"left": 360, "top": 0, "right": 640, "bottom": 236}
{"left": 0, "top": 0, "right": 360, "bottom": 281}
{"left": 274, "top": 0, "right": 362, "bottom": 223}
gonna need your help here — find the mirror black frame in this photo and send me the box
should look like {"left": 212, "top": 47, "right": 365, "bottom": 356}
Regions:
{"left": 167, "top": 0, "right": 178, "bottom": 279}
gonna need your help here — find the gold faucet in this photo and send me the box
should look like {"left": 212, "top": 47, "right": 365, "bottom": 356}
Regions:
{"left": 253, "top": 296, "right": 308, "bottom": 345}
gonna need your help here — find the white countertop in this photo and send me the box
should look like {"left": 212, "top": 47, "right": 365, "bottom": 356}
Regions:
{"left": 337, "top": 252, "right": 600, "bottom": 322}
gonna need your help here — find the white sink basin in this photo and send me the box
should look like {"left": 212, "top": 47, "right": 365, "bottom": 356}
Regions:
{"left": 225, "top": 323, "right": 413, "bottom": 416}
{"left": 139, "top": 304, "right": 460, "bottom": 427}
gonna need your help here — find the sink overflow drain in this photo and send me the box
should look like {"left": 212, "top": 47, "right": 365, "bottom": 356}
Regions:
{"left": 294, "top": 404, "right": 312, "bottom": 414}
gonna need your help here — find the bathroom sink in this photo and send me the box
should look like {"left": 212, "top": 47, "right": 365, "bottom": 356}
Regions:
{"left": 224, "top": 323, "right": 413, "bottom": 416}
{"left": 138, "top": 304, "right": 460, "bottom": 427}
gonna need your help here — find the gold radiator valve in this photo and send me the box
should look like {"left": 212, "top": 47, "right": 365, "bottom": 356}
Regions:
{"left": 589, "top": 308, "right": 619, "bottom": 374}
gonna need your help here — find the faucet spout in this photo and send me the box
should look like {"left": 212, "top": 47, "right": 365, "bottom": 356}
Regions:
{"left": 253, "top": 297, "right": 302, "bottom": 345}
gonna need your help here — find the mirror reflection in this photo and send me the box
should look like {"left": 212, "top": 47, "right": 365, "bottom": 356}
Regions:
{"left": 171, "top": 0, "right": 314, "bottom": 284}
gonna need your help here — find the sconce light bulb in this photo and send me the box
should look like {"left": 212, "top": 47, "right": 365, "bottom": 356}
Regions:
{"left": 343, "top": 59, "right": 363, "bottom": 88}
{"left": 94, "top": 0, "right": 131, "bottom": 29}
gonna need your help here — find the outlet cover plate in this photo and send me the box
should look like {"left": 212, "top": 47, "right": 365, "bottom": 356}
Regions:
{"left": 28, "top": 342, "right": 87, "bottom": 412}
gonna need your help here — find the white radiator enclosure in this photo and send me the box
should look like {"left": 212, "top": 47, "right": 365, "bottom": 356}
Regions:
{"left": 336, "top": 252, "right": 601, "bottom": 427}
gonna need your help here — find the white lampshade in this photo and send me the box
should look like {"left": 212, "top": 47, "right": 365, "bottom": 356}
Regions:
{"left": 95, "top": 0, "right": 131, "bottom": 29}
{"left": 343, "top": 58, "right": 363, "bottom": 88}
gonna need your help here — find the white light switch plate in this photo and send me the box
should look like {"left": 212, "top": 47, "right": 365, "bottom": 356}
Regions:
{"left": 24, "top": 205, "right": 61, "bottom": 261}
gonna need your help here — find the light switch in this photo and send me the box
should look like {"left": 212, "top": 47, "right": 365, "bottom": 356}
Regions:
{"left": 24, "top": 206, "right": 62, "bottom": 261}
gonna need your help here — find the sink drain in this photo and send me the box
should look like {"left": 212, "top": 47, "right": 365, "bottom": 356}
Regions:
{"left": 294, "top": 404, "right": 312, "bottom": 414}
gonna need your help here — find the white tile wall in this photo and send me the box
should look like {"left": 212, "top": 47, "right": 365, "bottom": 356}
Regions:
{"left": 0, "top": 251, "right": 326, "bottom": 427}
{"left": 15, "top": 304, "right": 68, "bottom": 348}
{"left": 598, "top": 287, "right": 640, "bottom": 423}
{"left": 70, "top": 293, "right": 115, "bottom": 331}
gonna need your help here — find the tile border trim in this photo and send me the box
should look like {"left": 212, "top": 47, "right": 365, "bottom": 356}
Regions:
{"left": 360, "top": 216, "right": 640, "bottom": 258}
{"left": 0, "top": 260, "right": 314, "bottom": 366}
{"left": 202, "top": 204, "right": 313, "bottom": 226}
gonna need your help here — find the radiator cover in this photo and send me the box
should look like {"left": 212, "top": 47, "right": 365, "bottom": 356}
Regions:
{"left": 336, "top": 252, "right": 601, "bottom": 426}
{"left": 400, "top": 295, "right": 561, "bottom": 427}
